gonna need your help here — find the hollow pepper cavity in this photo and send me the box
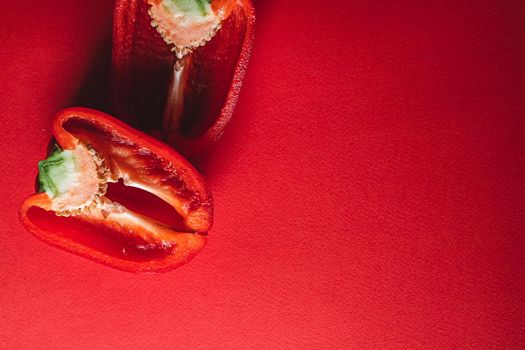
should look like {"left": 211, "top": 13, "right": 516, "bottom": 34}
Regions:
{"left": 20, "top": 108, "right": 213, "bottom": 272}
{"left": 112, "top": 0, "right": 255, "bottom": 156}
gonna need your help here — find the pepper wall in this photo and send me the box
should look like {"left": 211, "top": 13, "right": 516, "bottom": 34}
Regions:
{"left": 0, "top": 0, "right": 524, "bottom": 348}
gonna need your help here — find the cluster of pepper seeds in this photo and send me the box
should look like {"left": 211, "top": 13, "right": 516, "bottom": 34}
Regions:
{"left": 55, "top": 144, "right": 109, "bottom": 217}
{"left": 148, "top": 8, "right": 223, "bottom": 59}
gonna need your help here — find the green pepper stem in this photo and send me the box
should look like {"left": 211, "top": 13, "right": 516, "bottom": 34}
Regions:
{"left": 38, "top": 146, "right": 74, "bottom": 197}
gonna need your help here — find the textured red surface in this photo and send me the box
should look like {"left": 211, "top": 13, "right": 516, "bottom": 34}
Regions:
{"left": 1, "top": 0, "right": 524, "bottom": 348}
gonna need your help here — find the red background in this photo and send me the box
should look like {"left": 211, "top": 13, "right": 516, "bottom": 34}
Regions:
{"left": 1, "top": 0, "right": 524, "bottom": 348}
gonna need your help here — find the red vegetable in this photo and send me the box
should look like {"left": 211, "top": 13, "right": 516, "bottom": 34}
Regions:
{"left": 112, "top": 0, "right": 255, "bottom": 156}
{"left": 19, "top": 108, "right": 212, "bottom": 272}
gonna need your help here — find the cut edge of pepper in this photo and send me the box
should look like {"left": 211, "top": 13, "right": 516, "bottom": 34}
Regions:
{"left": 20, "top": 195, "right": 207, "bottom": 273}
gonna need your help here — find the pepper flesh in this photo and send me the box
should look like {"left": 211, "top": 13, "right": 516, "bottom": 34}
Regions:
{"left": 20, "top": 108, "right": 212, "bottom": 272}
{"left": 112, "top": 0, "right": 255, "bottom": 156}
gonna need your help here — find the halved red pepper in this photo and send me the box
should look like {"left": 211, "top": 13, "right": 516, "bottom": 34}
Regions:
{"left": 112, "top": 0, "right": 255, "bottom": 156}
{"left": 19, "top": 108, "right": 212, "bottom": 272}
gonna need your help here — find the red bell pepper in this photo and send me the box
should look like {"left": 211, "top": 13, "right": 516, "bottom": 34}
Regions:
{"left": 112, "top": 0, "right": 255, "bottom": 156}
{"left": 19, "top": 108, "right": 212, "bottom": 272}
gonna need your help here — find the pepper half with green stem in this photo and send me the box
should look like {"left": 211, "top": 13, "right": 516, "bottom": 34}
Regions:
{"left": 20, "top": 108, "right": 213, "bottom": 272}
{"left": 112, "top": 0, "right": 255, "bottom": 156}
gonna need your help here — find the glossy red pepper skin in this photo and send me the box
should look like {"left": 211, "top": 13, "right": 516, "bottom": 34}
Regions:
{"left": 111, "top": 0, "right": 255, "bottom": 156}
{"left": 19, "top": 108, "right": 212, "bottom": 272}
